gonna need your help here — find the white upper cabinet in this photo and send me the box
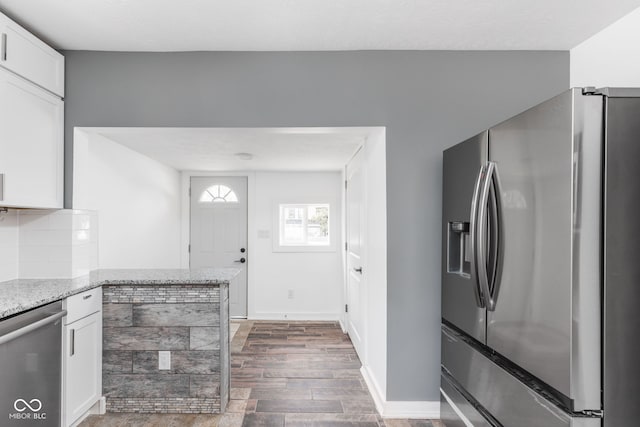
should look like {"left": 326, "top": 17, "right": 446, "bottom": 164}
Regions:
{"left": 0, "top": 67, "right": 64, "bottom": 209}
{"left": 0, "top": 12, "right": 64, "bottom": 97}
{"left": 0, "top": 11, "right": 64, "bottom": 209}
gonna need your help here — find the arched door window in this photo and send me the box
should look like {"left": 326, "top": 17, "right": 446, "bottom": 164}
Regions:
{"left": 198, "top": 185, "right": 238, "bottom": 203}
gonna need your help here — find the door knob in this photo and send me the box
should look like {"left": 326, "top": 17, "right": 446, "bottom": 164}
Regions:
{"left": 240, "top": 248, "right": 246, "bottom": 253}
{"left": 354, "top": 267, "right": 363, "bottom": 274}
{"left": 234, "top": 258, "right": 246, "bottom": 264}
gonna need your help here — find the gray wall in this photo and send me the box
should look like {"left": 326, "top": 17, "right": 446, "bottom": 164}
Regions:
{"left": 63, "top": 50, "right": 568, "bottom": 401}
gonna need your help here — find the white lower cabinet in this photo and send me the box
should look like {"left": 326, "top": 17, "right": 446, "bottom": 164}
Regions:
{"left": 63, "top": 289, "right": 102, "bottom": 426}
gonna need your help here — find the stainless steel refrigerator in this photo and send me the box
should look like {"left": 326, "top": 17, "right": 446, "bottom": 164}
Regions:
{"left": 441, "top": 88, "right": 640, "bottom": 427}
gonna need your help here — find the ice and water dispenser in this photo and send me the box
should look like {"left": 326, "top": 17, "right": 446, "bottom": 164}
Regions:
{"left": 447, "top": 221, "right": 471, "bottom": 277}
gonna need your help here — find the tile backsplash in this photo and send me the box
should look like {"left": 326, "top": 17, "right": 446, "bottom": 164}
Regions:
{"left": 0, "top": 209, "right": 98, "bottom": 280}
{"left": 0, "top": 210, "right": 19, "bottom": 282}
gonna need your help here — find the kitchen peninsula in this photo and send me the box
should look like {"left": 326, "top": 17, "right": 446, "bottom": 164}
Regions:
{"left": 0, "top": 268, "right": 238, "bottom": 416}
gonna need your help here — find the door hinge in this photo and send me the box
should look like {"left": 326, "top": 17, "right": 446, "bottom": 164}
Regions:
{"left": 345, "top": 180, "right": 348, "bottom": 189}
{"left": 188, "top": 244, "right": 191, "bottom": 253}
{"left": 345, "top": 304, "right": 348, "bottom": 313}
{"left": 345, "top": 242, "right": 348, "bottom": 251}
{"left": 188, "top": 187, "right": 191, "bottom": 197}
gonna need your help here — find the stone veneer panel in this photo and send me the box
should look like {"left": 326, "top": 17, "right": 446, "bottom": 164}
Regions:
{"left": 219, "top": 285, "right": 229, "bottom": 412}
{"left": 132, "top": 303, "right": 219, "bottom": 326}
{"left": 103, "top": 350, "right": 133, "bottom": 373}
{"left": 102, "top": 303, "right": 133, "bottom": 327}
{"left": 103, "top": 284, "right": 229, "bottom": 414}
{"left": 103, "top": 285, "right": 220, "bottom": 304}
{"left": 105, "top": 398, "right": 219, "bottom": 414}
{"left": 190, "top": 327, "right": 221, "bottom": 350}
{"left": 103, "top": 327, "right": 190, "bottom": 350}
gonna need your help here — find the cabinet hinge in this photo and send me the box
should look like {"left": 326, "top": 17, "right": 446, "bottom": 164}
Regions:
{"left": 345, "top": 304, "right": 348, "bottom": 313}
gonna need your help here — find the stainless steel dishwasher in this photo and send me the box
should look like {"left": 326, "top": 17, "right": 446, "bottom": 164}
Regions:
{"left": 0, "top": 301, "right": 66, "bottom": 427}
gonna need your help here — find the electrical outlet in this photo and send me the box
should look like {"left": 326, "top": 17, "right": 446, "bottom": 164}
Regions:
{"left": 159, "top": 351, "right": 171, "bottom": 370}
{"left": 288, "top": 289, "right": 294, "bottom": 299}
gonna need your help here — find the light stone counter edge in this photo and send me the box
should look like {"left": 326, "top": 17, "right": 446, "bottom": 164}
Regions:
{"left": 0, "top": 268, "right": 239, "bottom": 320}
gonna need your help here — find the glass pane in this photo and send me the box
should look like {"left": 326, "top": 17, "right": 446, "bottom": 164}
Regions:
{"left": 199, "top": 185, "right": 239, "bottom": 203}
{"left": 307, "top": 205, "right": 329, "bottom": 245}
{"left": 199, "top": 191, "right": 214, "bottom": 202}
{"left": 282, "top": 206, "right": 305, "bottom": 244}
{"left": 279, "top": 203, "right": 330, "bottom": 247}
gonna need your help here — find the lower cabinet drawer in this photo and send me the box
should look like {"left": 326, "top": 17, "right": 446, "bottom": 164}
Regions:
{"left": 66, "top": 287, "right": 101, "bottom": 324}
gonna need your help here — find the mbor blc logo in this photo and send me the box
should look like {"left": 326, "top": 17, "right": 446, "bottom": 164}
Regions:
{"left": 8, "top": 398, "right": 47, "bottom": 421}
{"left": 14, "top": 399, "right": 42, "bottom": 412}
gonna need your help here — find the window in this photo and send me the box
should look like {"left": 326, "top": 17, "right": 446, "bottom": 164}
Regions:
{"left": 198, "top": 185, "right": 238, "bottom": 203}
{"left": 279, "top": 204, "right": 330, "bottom": 247}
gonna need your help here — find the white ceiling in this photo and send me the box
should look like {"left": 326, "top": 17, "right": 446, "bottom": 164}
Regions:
{"left": 1, "top": 0, "right": 639, "bottom": 51}
{"left": 88, "top": 127, "right": 373, "bottom": 171}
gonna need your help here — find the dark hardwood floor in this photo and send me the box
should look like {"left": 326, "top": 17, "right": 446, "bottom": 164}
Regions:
{"left": 82, "top": 321, "right": 442, "bottom": 427}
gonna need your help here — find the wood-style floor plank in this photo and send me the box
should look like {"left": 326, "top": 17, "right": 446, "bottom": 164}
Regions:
{"left": 81, "top": 320, "right": 439, "bottom": 427}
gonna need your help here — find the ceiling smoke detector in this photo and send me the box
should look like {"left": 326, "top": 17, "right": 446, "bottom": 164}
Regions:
{"left": 234, "top": 152, "right": 253, "bottom": 160}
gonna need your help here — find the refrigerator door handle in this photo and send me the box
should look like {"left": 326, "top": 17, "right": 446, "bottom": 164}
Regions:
{"left": 469, "top": 165, "right": 487, "bottom": 308}
{"left": 487, "top": 163, "right": 504, "bottom": 311}
{"left": 478, "top": 161, "right": 503, "bottom": 312}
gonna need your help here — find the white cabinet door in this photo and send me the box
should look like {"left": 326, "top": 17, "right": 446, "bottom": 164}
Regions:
{"left": 0, "top": 12, "right": 65, "bottom": 97}
{"left": 0, "top": 67, "right": 63, "bottom": 209}
{"left": 64, "top": 312, "right": 102, "bottom": 427}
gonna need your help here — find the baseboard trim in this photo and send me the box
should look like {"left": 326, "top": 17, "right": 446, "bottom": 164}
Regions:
{"left": 382, "top": 400, "right": 440, "bottom": 419}
{"left": 248, "top": 312, "right": 341, "bottom": 321}
{"left": 338, "top": 318, "right": 347, "bottom": 333}
{"left": 69, "top": 397, "right": 106, "bottom": 427}
{"left": 360, "top": 366, "right": 440, "bottom": 419}
{"left": 360, "top": 365, "right": 387, "bottom": 415}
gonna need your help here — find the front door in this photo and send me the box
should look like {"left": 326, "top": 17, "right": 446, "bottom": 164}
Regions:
{"left": 190, "top": 176, "right": 248, "bottom": 318}
{"left": 346, "top": 149, "right": 366, "bottom": 357}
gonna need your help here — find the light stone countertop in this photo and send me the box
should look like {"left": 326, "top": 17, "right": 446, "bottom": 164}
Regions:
{"left": 0, "top": 268, "right": 240, "bottom": 320}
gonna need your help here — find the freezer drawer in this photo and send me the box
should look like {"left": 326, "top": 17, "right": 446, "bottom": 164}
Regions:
{"left": 442, "top": 324, "right": 601, "bottom": 427}
{"left": 441, "top": 371, "right": 494, "bottom": 427}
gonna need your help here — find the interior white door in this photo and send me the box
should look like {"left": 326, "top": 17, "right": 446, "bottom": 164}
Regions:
{"left": 190, "top": 176, "right": 248, "bottom": 318}
{"left": 346, "top": 149, "right": 366, "bottom": 357}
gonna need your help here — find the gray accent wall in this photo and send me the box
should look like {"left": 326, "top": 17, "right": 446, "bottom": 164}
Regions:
{"left": 63, "top": 50, "right": 568, "bottom": 401}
